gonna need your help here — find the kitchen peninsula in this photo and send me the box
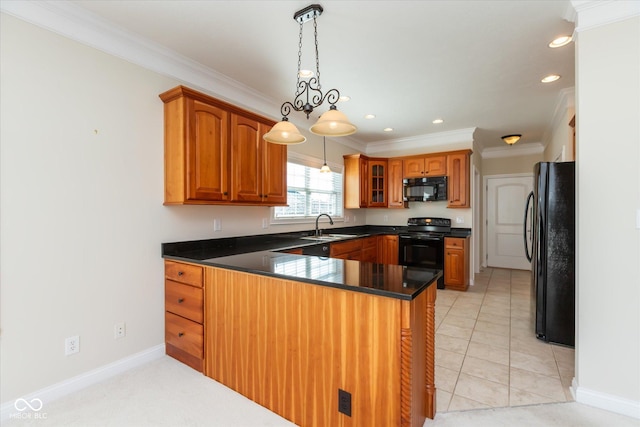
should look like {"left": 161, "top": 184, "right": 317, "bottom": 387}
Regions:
{"left": 163, "top": 233, "right": 441, "bottom": 427}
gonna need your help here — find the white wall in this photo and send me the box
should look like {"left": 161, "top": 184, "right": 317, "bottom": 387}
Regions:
{"left": 482, "top": 152, "right": 544, "bottom": 176}
{"left": 544, "top": 96, "right": 575, "bottom": 162}
{"left": 574, "top": 12, "right": 640, "bottom": 415}
{"left": 0, "top": 13, "right": 366, "bottom": 404}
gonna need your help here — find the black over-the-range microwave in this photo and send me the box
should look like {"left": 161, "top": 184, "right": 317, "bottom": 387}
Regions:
{"left": 403, "top": 176, "right": 448, "bottom": 202}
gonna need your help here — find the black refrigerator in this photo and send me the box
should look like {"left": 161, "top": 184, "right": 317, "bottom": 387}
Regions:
{"left": 524, "top": 161, "right": 575, "bottom": 347}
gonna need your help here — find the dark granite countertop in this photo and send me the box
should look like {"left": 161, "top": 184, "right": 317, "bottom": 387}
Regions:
{"left": 162, "top": 224, "right": 469, "bottom": 300}
{"left": 174, "top": 250, "right": 441, "bottom": 300}
{"left": 162, "top": 225, "right": 471, "bottom": 260}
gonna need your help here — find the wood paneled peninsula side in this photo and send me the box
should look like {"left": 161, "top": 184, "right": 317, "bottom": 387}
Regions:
{"left": 162, "top": 234, "right": 441, "bottom": 427}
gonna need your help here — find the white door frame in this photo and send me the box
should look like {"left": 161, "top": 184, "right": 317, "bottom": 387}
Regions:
{"left": 473, "top": 165, "right": 480, "bottom": 274}
{"left": 483, "top": 173, "right": 533, "bottom": 269}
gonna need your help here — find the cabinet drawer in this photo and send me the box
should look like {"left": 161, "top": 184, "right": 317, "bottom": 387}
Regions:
{"left": 165, "top": 311, "right": 203, "bottom": 359}
{"left": 165, "top": 280, "right": 203, "bottom": 323}
{"left": 330, "top": 239, "right": 363, "bottom": 257}
{"left": 165, "top": 261, "right": 203, "bottom": 287}
{"left": 445, "top": 237, "right": 465, "bottom": 249}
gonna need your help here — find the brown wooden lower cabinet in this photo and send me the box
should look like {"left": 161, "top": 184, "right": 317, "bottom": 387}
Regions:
{"left": 444, "top": 237, "right": 470, "bottom": 291}
{"left": 164, "top": 260, "right": 204, "bottom": 372}
{"left": 377, "top": 234, "right": 399, "bottom": 265}
{"left": 204, "top": 266, "right": 436, "bottom": 427}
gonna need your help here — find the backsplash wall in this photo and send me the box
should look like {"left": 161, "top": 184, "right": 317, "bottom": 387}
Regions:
{"left": 365, "top": 203, "right": 472, "bottom": 227}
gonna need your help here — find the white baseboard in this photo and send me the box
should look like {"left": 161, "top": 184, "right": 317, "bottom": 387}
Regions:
{"left": 1, "top": 344, "right": 165, "bottom": 422}
{"left": 573, "top": 378, "right": 640, "bottom": 419}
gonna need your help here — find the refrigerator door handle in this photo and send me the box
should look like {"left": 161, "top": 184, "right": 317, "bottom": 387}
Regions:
{"left": 524, "top": 191, "right": 534, "bottom": 262}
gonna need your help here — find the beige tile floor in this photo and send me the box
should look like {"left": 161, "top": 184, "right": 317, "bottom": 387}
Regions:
{"left": 435, "top": 267, "right": 575, "bottom": 412}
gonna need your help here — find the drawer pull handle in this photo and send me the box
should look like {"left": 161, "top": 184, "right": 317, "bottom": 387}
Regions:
{"left": 178, "top": 332, "right": 184, "bottom": 338}
{"left": 178, "top": 298, "right": 184, "bottom": 303}
{"left": 177, "top": 271, "right": 184, "bottom": 276}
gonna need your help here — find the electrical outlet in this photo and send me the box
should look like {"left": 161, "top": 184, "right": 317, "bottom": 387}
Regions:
{"left": 114, "top": 322, "right": 126, "bottom": 339}
{"left": 455, "top": 216, "right": 464, "bottom": 224}
{"left": 345, "top": 215, "right": 350, "bottom": 223}
{"left": 262, "top": 218, "right": 269, "bottom": 229}
{"left": 213, "top": 218, "right": 221, "bottom": 231}
{"left": 353, "top": 215, "right": 357, "bottom": 223}
{"left": 383, "top": 215, "right": 388, "bottom": 222}
{"left": 338, "top": 389, "right": 351, "bottom": 416}
{"left": 65, "top": 335, "right": 80, "bottom": 355}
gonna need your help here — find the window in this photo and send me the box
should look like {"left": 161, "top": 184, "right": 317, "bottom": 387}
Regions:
{"left": 273, "top": 156, "right": 343, "bottom": 223}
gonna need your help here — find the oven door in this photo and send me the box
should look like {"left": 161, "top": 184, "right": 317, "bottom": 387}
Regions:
{"left": 399, "top": 235, "right": 445, "bottom": 288}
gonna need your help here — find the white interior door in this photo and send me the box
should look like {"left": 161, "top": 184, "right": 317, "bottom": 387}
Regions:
{"left": 486, "top": 175, "right": 533, "bottom": 270}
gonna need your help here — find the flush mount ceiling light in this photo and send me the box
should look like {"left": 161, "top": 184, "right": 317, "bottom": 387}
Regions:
{"left": 502, "top": 134, "right": 522, "bottom": 145}
{"left": 264, "top": 4, "right": 357, "bottom": 145}
{"left": 541, "top": 74, "right": 561, "bottom": 83}
{"left": 549, "top": 35, "right": 573, "bottom": 48}
{"left": 432, "top": 118, "right": 444, "bottom": 124}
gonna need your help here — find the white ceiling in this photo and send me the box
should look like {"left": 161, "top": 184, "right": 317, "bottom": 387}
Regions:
{"left": 11, "top": 1, "right": 577, "bottom": 153}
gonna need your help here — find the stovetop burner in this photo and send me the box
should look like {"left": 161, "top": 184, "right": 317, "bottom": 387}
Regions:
{"left": 405, "top": 217, "right": 452, "bottom": 235}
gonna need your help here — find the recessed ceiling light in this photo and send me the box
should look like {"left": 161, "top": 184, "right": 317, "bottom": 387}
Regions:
{"left": 549, "top": 35, "right": 573, "bottom": 48}
{"left": 298, "top": 69, "right": 314, "bottom": 78}
{"left": 383, "top": 127, "right": 393, "bottom": 132}
{"left": 541, "top": 74, "right": 561, "bottom": 83}
{"left": 339, "top": 95, "right": 350, "bottom": 102}
{"left": 364, "top": 114, "right": 376, "bottom": 119}
{"left": 432, "top": 118, "right": 444, "bottom": 124}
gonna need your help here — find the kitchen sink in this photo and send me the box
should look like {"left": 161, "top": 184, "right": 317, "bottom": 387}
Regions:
{"left": 300, "top": 234, "right": 359, "bottom": 242}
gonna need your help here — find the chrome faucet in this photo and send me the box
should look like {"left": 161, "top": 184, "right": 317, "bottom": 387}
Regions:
{"left": 315, "top": 213, "right": 334, "bottom": 236}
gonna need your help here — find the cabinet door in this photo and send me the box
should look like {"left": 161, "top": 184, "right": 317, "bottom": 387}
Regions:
{"left": 444, "top": 248, "right": 465, "bottom": 286}
{"left": 187, "top": 99, "right": 230, "bottom": 201}
{"left": 368, "top": 160, "right": 387, "bottom": 207}
{"left": 387, "top": 159, "right": 405, "bottom": 208}
{"left": 424, "top": 155, "right": 447, "bottom": 176}
{"left": 447, "top": 153, "right": 469, "bottom": 208}
{"left": 262, "top": 130, "right": 287, "bottom": 205}
{"left": 343, "top": 154, "right": 368, "bottom": 209}
{"left": 361, "top": 236, "right": 378, "bottom": 263}
{"left": 230, "top": 114, "right": 262, "bottom": 202}
{"left": 359, "top": 157, "right": 369, "bottom": 208}
{"left": 403, "top": 158, "right": 425, "bottom": 178}
{"left": 377, "top": 235, "right": 399, "bottom": 265}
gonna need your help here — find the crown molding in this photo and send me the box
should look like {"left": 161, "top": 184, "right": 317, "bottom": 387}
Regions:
{"left": 481, "top": 142, "right": 545, "bottom": 159}
{"left": 365, "top": 128, "right": 475, "bottom": 155}
{"left": 0, "top": 0, "right": 282, "bottom": 121}
{"left": 571, "top": 1, "right": 640, "bottom": 32}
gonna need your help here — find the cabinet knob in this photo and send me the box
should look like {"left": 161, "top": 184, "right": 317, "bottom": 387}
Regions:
{"left": 177, "top": 271, "right": 184, "bottom": 276}
{"left": 178, "top": 332, "right": 184, "bottom": 338}
{"left": 178, "top": 298, "right": 184, "bottom": 303}
{"left": 223, "top": 192, "right": 228, "bottom": 196}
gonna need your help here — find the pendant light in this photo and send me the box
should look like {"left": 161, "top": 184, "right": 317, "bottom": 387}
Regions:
{"left": 320, "top": 137, "right": 331, "bottom": 173}
{"left": 263, "top": 4, "right": 356, "bottom": 145}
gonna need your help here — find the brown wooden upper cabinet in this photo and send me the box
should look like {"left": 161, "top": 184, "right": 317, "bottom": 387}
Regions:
{"left": 387, "top": 159, "right": 406, "bottom": 208}
{"left": 403, "top": 154, "right": 447, "bottom": 178}
{"left": 230, "top": 114, "right": 287, "bottom": 204}
{"left": 344, "top": 154, "right": 405, "bottom": 209}
{"left": 344, "top": 149, "right": 471, "bottom": 209}
{"left": 159, "top": 86, "right": 287, "bottom": 206}
{"left": 368, "top": 159, "right": 387, "bottom": 207}
{"left": 446, "top": 151, "right": 470, "bottom": 208}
